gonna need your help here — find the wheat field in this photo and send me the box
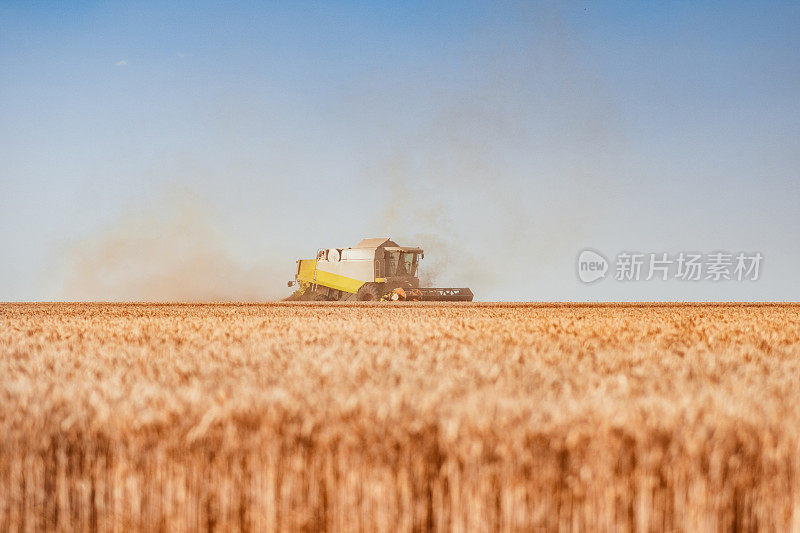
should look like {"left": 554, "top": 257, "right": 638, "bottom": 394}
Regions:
{"left": 0, "top": 302, "right": 799, "bottom": 532}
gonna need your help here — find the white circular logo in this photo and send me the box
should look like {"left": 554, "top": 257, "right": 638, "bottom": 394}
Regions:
{"left": 577, "top": 249, "right": 608, "bottom": 283}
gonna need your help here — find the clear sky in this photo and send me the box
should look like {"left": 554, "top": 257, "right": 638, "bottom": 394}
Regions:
{"left": 1, "top": 1, "right": 798, "bottom": 301}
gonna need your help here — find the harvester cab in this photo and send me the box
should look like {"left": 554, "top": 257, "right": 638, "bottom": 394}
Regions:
{"left": 286, "top": 238, "right": 473, "bottom": 302}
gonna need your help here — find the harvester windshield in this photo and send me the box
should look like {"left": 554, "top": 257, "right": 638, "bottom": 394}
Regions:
{"left": 386, "top": 251, "right": 418, "bottom": 277}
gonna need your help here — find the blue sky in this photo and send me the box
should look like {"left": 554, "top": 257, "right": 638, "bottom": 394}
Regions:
{"left": 1, "top": 1, "right": 798, "bottom": 301}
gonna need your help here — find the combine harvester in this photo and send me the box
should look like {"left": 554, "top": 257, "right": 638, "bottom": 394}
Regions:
{"left": 287, "top": 238, "right": 473, "bottom": 301}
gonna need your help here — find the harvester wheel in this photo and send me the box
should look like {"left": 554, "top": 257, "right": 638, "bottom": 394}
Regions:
{"left": 356, "top": 283, "right": 382, "bottom": 301}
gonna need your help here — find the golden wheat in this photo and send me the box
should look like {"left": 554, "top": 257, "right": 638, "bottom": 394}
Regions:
{"left": 0, "top": 303, "right": 799, "bottom": 531}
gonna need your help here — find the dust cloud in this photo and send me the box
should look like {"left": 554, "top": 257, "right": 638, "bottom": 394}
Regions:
{"left": 61, "top": 192, "right": 286, "bottom": 302}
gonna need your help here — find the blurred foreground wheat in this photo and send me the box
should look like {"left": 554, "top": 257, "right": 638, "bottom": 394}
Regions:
{"left": 1, "top": 303, "right": 799, "bottom": 531}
